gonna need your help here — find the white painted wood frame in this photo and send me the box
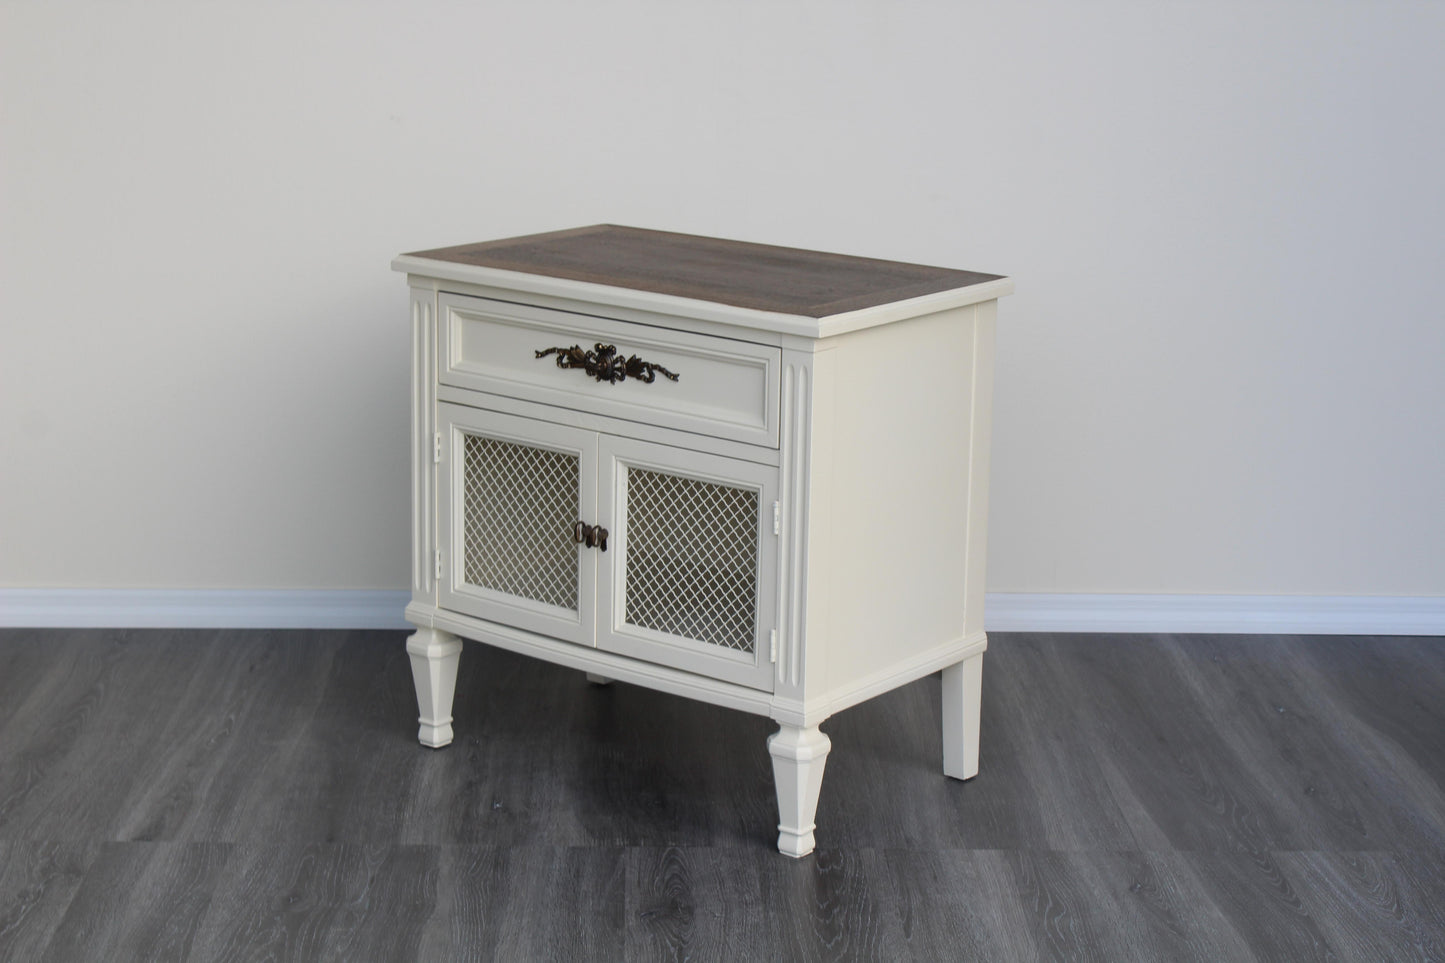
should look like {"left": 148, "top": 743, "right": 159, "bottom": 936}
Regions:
{"left": 397, "top": 228, "right": 1009, "bottom": 855}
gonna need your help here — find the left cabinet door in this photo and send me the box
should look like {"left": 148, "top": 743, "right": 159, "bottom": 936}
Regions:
{"left": 437, "top": 403, "right": 599, "bottom": 646}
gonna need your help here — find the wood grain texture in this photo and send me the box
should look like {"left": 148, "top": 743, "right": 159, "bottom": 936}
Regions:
{"left": 189, "top": 844, "right": 438, "bottom": 963}
{"left": 1, "top": 628, "right": 1443, "bottom": 960}
{"left": 1278, "top": 850, "right": 1445, "bottom": 962}
{"left": 0, "top": 841, "right": 97, "bottom": 961}
{"left": 414, "top": 846, "right": 625, "bottom": 962}
{"left": 628, "top": 846, "right": 741, "bottom": 960}
{"left": 1000, "top": 850, "right": 1275, "bottom": 963}
{"left": 626, "top": 846, "right": 905, "bottom": 961}
{"left": 39, "top": 842, "right": 231, "bottom": 963}
{"left": 408, "top": 225, "right": 1003, "bottom": 318}
{"left": 880, "top": 849, "right": 1032, "bottom": 961}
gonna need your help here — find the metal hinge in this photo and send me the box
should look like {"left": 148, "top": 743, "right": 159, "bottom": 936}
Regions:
{"left": 772, "top": 501, "right": 780, "bottom": 536}
{"left": 434, "top": 550, "right": 443, "bottom": 580}
{"left": 433, "top": 432, "right": 441, "bottom": 463}
{"left": 769, "top": 628, "right": 778, "bottom": 663}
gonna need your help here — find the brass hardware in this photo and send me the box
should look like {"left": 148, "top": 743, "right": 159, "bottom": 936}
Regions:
{"left": 573, "top": 520, "right": 609, "bottom": 552}
{"left": 535, "top": 343, "right": 679, "bottom": 385}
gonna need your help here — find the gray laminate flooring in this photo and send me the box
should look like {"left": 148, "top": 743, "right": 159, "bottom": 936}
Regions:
{"left": 0, "top": 628, "right": 1442, "bottom": 961}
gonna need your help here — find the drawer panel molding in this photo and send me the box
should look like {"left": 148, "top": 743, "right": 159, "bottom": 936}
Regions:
{"left": 440, "top": 294, "right": 781, "bottom": 448}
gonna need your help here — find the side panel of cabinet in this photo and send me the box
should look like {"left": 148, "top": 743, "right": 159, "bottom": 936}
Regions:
{"left": 437, "top": 403, "right": 598, "bottom": 647}
{"left": 597, "top": 436, "right": 778, "bottom": 692}
{"left": 808, "top": 303, "right": 991, "bottom": 700}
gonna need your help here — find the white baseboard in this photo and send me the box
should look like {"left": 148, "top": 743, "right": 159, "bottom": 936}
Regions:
{"left": 0, "top": 589, "right": 1441, "bottom": 635}
{"left": 0, "top": 589, "right": 412, "bottom": 630}
{"left": 983, "top": 593, "right": 1445, "bottom": 636}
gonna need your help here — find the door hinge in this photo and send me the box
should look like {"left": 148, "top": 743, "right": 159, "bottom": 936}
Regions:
{"left": 769, "top": 628, "right": 778, "bottom": 664}
{"left": 434, "top": 550, "right": 443, "bottom": 580}
{"left": 772, "top": 500, "right": 780, "bottom": 536}
{"left": 433, "top": 432, "right": 442, "bottom": 463}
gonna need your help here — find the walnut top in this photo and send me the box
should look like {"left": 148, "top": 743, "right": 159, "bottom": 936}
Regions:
{"left": 406, "top": 225, "right": 1004, "bottom": 319}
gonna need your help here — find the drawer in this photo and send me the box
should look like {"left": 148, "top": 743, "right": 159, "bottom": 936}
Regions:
{"left": 438, "top": 294, "right": 780, "bottom": 447}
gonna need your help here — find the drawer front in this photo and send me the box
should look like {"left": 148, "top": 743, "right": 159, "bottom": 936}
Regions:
{"left": 439, "top": 294, "right": 780, "bottom": 448}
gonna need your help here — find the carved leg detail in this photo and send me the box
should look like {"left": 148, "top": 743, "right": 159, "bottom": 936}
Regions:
{"left": 768, "top": 724, "right": 831, "bottom": 858}
{"left": 406, "top": 628, "right": 463, "bottom": 748}
{"left": 584, "top": 672, "right": 614, "bottom": 686}
{"left": 942, "top": 651, "right": 983, "bottom": 780}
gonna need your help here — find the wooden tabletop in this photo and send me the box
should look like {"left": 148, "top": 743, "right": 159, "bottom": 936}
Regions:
{"left": 406, "top": 225, "right": 1003, "bottom": 318}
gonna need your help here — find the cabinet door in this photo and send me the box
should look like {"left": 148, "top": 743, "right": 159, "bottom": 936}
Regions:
{"left": 597, "top": 436, "right": 778, "bottom": 691}
{"left": 438, "top": 403, "right": 598, "bottom": 646}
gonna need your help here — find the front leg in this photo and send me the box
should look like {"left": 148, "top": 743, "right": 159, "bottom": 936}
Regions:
{"left": 406, "top": 628, "right": 463, "bottom": 748}
{"left": 942, "top": 650, "right": 983, "bottom": 779}
{"left": 767, "top": 724, "right": 831, "bottom": 857}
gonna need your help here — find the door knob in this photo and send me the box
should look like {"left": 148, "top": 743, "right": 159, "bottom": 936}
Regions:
{"left": 573, "top": 521, "right": 609, "bottom": 552}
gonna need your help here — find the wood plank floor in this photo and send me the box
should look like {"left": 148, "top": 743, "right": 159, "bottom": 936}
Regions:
{"left": 0, "top": 629, "right": 1441, "bottom": 961}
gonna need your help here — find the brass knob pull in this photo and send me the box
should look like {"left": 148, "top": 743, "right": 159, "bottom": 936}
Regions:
{"left": 536, "top": 343, "right": 679, "bottom": 385}
{"left": 573, "top": 521, "right": 609, "bottom": 552}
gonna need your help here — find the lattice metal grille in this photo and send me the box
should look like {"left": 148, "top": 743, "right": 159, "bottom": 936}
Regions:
{"left": 462, "top": 434, "right": 579, "bottom": 611}
{"left": 623, "top": 468, "right": 759, "bottom": 653}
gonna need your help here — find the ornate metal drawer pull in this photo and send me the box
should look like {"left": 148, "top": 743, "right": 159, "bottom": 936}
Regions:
{"left": 536, "top": 342, "right": 679, "bottom": 385}
{"left": 573, "top": 520, "right": 609, "bottom": 552}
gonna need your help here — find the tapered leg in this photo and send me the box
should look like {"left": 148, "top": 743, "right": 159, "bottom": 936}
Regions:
{"left": 406, "top": 628, "right": 463, "bottom": 748}
{"left": 584, "top": 672, "right": 614, "bottom": 686}
{"left": 768, "top": 724, "right": 831, "bottom": 857}
{"left": 942, "top": 651, "right": 983, "bottom": 779}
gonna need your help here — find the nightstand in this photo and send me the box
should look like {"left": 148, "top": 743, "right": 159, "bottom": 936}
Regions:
{"left": 393, "top": 225, "right": 1010, "bottom": 856}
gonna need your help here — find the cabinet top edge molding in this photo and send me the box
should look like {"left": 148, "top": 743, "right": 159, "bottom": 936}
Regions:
{"left": 393, "top": 224, "right": 1012, "bottom": 339}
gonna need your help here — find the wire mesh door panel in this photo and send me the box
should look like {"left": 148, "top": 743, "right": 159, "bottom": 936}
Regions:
{"left": 438, "top": 403, "right": 597, "bottom": 646}
{"left": 597, "top": 436, "right": 778, "bottom": 692}
{"left": 623, "top": 468, "right": 758, "bottom": 652}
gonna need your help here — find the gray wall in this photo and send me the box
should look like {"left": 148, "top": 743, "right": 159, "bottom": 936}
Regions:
{"left": 3, "top": 0, "right": 1442, "bottom": 597}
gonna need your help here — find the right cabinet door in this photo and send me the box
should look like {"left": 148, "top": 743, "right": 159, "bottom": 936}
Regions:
{"left": 597, "top": 435, "right": 779, "bottom": 692}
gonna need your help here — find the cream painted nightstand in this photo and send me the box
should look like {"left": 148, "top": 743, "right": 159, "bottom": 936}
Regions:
{"left": 393, "top": 225, "right": 1010, "bottom": 856}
